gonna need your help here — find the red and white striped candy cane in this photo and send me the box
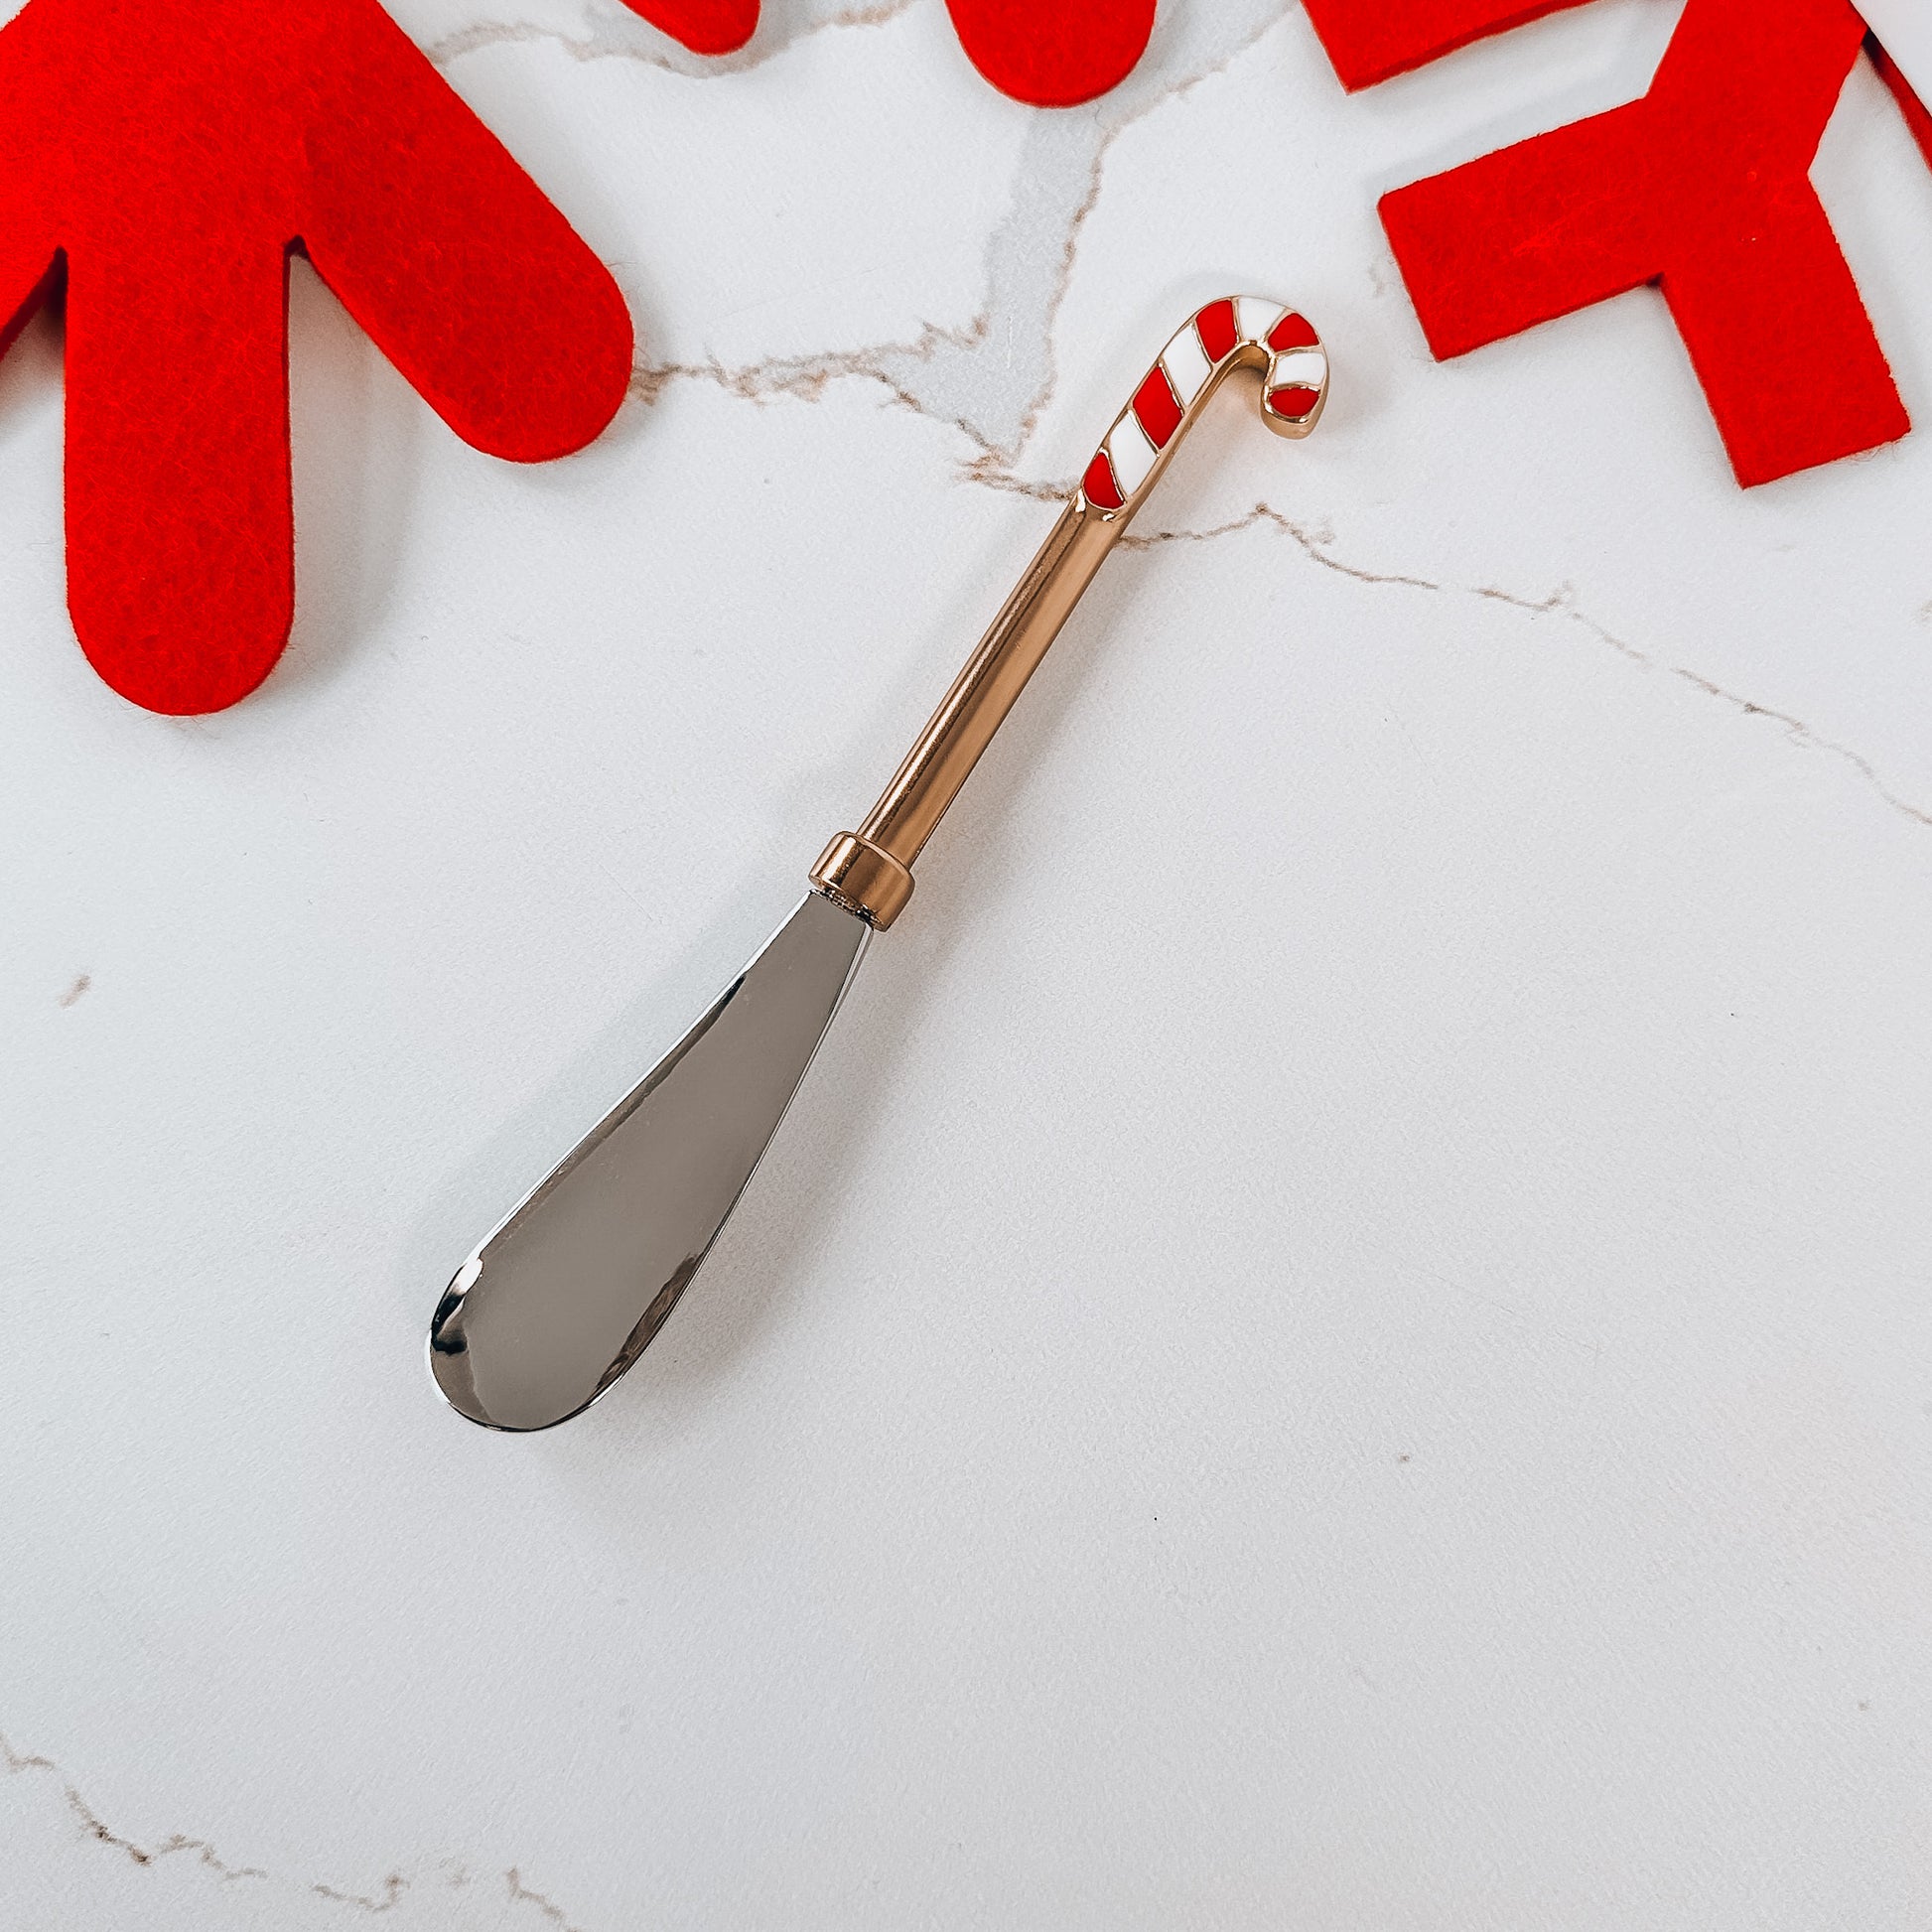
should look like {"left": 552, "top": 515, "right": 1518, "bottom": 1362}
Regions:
{"left": 1081, "top": 295, "right": 1328, "bottom": 515}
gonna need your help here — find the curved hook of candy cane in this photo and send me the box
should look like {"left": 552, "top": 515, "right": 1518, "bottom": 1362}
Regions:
{"left": 1079, "top": 296, "right": 1328, "bottom": 520}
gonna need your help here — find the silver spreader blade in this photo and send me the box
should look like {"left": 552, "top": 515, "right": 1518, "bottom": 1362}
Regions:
{"left": 429, "top": 891, "right": 872, "bottom": 1432}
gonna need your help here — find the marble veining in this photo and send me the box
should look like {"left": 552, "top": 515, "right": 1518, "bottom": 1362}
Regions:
{"left": 7, "top": 2, "right": 1932, "bottom": 1926}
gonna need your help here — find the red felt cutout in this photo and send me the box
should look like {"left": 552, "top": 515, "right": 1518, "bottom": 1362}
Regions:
{"left": 1302, "top": 0, "right": 1590, "bottom": 89}
{"left": 618, "top": 0, "right": 1155, "bottom": 104}
{"left": 945, "top": 0, "right": 1157, "bottom": 106}
{"left": 2, "top": 0, "right": 632, "bottom": 715}
{"left": 617, "top": 0, "right": 758, "bottom": 56}
{"left": 1870, "top": 35, "right": 1932, "bottom": 168}
{"left": 1370, "top": 0, "right": 1912, "bottom": 486}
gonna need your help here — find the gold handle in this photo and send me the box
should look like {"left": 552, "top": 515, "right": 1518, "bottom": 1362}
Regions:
{"left": 811, "top": 296, "right": 1329, "bottom": 929}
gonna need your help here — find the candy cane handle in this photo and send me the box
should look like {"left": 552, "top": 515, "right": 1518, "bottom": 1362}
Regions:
{"left": 811, "top": 297, "right": 1329, "bottom": 930}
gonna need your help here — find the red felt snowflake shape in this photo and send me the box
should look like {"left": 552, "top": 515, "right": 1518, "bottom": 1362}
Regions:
{"left": 0, "top": 0, "right": 632, "bottom": 715}
{"left": 1305, "top": 0, "right": 1932, "bottom": 485}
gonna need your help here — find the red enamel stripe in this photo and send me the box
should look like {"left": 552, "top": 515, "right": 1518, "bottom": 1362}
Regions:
{"left": 1268, "top": 385, "right": 1321, "bottom": 417}
{"left": 1267, "top": 311, "right": 1319, "bottom": 353}
{"left": 1083, "top": 451, "right": 1125, "bottom": 510}
{"left": 1132, "top": 366, "right": 1184, "bottom": 449}
{"left": 1195, "top": 298, "right": 1238, "bottom": 364}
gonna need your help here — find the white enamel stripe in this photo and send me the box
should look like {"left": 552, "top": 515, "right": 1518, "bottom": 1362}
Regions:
{"left": 1268, "top": 348, "right": 1326, "bottom": 389}
{"left": 1162, "top": 326, "right": 1214, "bottom": 404}
{"left": 1236, "top": 296, "right": 1285, "bottom": 346}
{"left": 1104, "top": 413, "right": 1161, "bottom": 495}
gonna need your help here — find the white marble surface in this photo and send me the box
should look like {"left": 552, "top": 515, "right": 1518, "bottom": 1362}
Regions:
{"left": 6, "top": 2, "right": 1932, "bottom": 1924}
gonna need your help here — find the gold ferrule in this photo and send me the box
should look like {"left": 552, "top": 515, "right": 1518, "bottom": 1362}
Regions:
{"left": 812, "top": 832, "right": 915, "bottom": 929}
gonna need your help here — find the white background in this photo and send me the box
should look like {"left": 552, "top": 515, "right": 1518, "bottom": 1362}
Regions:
{"left": 6, "top": 1, "right": 1932, "bottom": 1925}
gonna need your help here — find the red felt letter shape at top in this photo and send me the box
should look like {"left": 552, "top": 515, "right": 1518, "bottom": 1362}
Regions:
{"left": 1323, "top": 0, "right": 1909, "bottom": 486}
{"left": 622, "top": 0, "right": 759, "bottom": 57}
{"left": 943, "top": 0, "right": 1157, "bottom": 106}
{"left": 619, "top": 0, "right": 1156, "bottom": 106}
{"left": 1303, "top": 0, "right": 1590, "bottom": 89}
{"left": 0, "top": 0, "right": 632, "bottom": 715}
{"left": 1871, "top": 37, "right": 1932, "bottom": 169}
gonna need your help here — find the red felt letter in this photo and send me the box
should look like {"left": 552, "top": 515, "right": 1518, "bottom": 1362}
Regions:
{"left": 1377, "top": 0, "right": 1909, "bottom": 486}
{"left": 619, "top": 0, "right": 1155, "bottom": 106}
{"left": 620, "top": 0, "right": 759, "bottom": 56}
{"left": 0, "top": 0, "right": 632, "bottom": 715}
{"left": 945, "top": 0, "right": 1157, "bottom": 105}
{"left": 1302, "top": 0, "right": 1591, "bottom": 90}
{"left": 1871, "top": 36, "right": 1932, "bottom": 169}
